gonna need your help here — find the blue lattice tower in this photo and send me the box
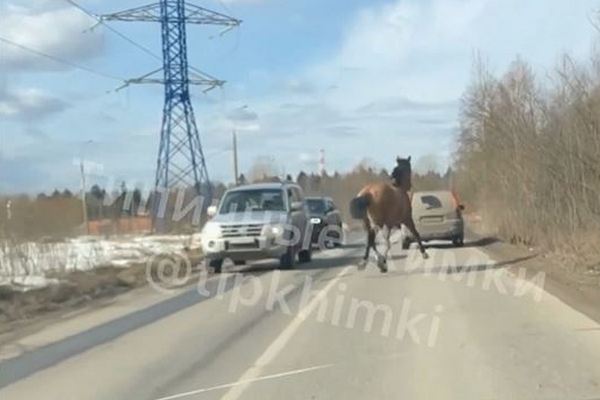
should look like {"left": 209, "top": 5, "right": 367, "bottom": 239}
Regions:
{"left": 102, "top": 1, "right": 240, "bottom": 200}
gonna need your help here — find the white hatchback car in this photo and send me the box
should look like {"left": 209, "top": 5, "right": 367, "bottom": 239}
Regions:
{"left": 402, "top": 190, "right": 465, "bottom": 248}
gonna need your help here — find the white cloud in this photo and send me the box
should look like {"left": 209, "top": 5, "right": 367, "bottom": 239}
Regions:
{"left": 0, "top": 87, "right": 69, "bottom": 120}
{"left": 298, "top": 152, "right": 316, "bottom": 163}
{"left": 0, "top": 2, "right": 105, "bottom": 71}
{"left": 307, "top": 0, "right": 489, "bottom": 106}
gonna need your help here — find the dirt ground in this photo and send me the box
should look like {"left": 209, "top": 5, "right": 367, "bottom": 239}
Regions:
{"left": 0, "top": 249, "right": 204, "bottom": 338}
{"left": 468, "top": 220, "right": 600, "bottom": 325}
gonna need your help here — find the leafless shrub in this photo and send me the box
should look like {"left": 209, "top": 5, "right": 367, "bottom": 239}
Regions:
{"left": 455, "top": 53, "right": 600, "bottom": 263}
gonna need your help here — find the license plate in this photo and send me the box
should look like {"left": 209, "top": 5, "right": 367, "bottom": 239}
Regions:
{"left": 227, "top": 240, "right": 259, "bottom": 250}
{"left": 420, "top": 216, "right": 443, "bottom": 223}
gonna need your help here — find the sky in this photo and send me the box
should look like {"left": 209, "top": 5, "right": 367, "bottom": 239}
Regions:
{"left": 0, "top": 0, "right": 599, "bottom": 194}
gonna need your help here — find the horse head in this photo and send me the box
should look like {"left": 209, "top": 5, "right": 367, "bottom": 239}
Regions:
{"left": 392, "top": 156, "right": 412, "bottom": 189}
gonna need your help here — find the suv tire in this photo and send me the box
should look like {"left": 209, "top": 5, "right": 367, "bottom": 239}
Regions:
{"left": 298, "top": 247, "right": 312, "bottom": 263}
{"left": 209, "top": 258, "right": 223, "bottom": 273}
{"left": 452, "top": 235, "right": 465, "bottom": 247}
{"left": 279, "top": 246, "right": 295, "bottom": 269}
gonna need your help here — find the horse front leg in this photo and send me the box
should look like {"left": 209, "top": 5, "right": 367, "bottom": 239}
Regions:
{"left": 364, "top": 228, "right": 376, "bottom": 261}
{"left": 359, "top": 218, "right": 376, "bottom": 270}
{"left": 368, "top": 226, "right": 387, "bottom": 272}
{"left": 404, "top": 217, "right": 429, "bottom": 259}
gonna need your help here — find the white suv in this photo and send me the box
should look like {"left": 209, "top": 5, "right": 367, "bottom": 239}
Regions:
{"left": 201, "top": 182, "right": 312, "bottom": 273}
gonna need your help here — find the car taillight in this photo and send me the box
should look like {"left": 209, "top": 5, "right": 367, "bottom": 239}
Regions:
{"left": 451, "top": 190, "right": 462, "bottom": 218}
{"left": 450, "top": 190, "right": 459, "bottom": 208}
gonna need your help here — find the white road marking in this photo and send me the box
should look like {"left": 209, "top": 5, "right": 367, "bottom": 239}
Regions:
{"left": 153, "top": 364, "right": 334, "bottom": 400}
{"left": 220, "top": 264, "right": 354, "bottom": 400}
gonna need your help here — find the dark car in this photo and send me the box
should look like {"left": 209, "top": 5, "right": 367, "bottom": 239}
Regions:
{"left": 305, "top": 196, "right": 343, "bottom": 247}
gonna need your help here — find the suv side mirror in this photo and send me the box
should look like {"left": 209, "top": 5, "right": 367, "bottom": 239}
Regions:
{"left": 290, "top": 201, "right": 303, "bottom": 212}
{"left": 207, "top": 205, "right": 217, "bottom": 217}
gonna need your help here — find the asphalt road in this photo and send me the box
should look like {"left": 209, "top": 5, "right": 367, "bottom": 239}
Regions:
{"left": 1, "top": 233, "right": 600, "bottom": 399}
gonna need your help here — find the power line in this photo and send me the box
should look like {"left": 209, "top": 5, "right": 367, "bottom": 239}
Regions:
{"left": 63, "top": 0, "right": 161, "bottom": 62}
{"left": 63, "top": 0, "right": 226, "bottom": 80}
{"left": 0, "top": 36, "right": 124, "bottom": 81}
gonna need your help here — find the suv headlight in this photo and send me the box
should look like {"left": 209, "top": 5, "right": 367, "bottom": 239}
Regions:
{"left": 262, "top": 223, "right": 285, "bottom": 237}
{"left": 202, "top": 222, "right": 221, "bottom": 238}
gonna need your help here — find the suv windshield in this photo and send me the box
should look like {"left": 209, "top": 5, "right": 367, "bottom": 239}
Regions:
{"left": 219, "top": 189, "right": 286, "bottom": 214}
{"left": 306, "top": 199, "right": 326, "bottom": 214}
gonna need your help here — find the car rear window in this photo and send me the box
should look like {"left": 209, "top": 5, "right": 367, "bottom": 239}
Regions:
{"left": 413, "top": 192, "right": 455, "bottom": 212}
{"left": 420, "top": 195, "right": 443, "bottom": 209}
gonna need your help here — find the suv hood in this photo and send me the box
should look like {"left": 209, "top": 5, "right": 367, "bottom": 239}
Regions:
{"left": 210, "top": 210, "right": 288, "bottom": 225}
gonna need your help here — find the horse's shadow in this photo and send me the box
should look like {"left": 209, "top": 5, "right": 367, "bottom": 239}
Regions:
{"left": 363, "top": 254, "right": 537, "bottom": 279}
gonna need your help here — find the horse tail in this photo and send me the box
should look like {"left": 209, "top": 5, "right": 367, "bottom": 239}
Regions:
{"left": 350, "top": 193, "right": 371, "bottom": 220}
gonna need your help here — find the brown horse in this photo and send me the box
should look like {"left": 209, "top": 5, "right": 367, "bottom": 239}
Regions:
{"left": 350, "top": 156, "right": 428, "bottom": 272}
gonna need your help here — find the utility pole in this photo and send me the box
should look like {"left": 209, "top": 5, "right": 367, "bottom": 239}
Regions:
{"left": 5, "top": 200, "right": 12, "bottom": 221}
{"left": 80, "top": 158, "right": 89, "bottom": 235}
{"left": 319, "top": 148, "right": 326, "bottom": 177}
{"left": 101, "top": 1, "right": 241, "bottom": 228}
{"left": 232, "top": 130, "right": 239, "bottom": 185}
{"left": 79, "top": 140, "right": 93, "bottom": 235}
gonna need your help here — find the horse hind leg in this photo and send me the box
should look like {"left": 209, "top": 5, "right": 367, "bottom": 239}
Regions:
{"left": 358, "top": 218, "right": 374, "bottom": 269}
{"left": 368, "top": 224, "right": 388, "bottom": 272}
{"left": 405, "top": 217, "right": 429, "bottom": 259}
{"left": 365, "top": 228, "right": 376, "bottom": 260}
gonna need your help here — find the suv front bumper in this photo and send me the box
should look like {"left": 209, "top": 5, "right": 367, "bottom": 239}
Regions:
{"left": 202, "top": 236, "right": 287, "bottom": 261}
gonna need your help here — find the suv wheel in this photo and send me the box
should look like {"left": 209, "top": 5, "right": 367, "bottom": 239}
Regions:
{"left": 452, "top": 235, "right": 465, "bottom": 247}
{"left": 298, "top": 247, "right": 312, "bottom": 263}
{"left": 279, "top": 246, "right": 295, "bottom": 269}
{"left": 233, "top": 260, "right": 246, "bottom": 266}
{"left": 333, "top": 226, "right": 344, "bottom": 247}
{"left": 208, "top": 258, "right": 223, "bottom": 273}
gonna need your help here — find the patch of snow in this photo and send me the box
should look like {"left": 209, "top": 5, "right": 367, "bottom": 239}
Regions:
{"left": 0, "top": 233, "right": 201, "bottom": 289}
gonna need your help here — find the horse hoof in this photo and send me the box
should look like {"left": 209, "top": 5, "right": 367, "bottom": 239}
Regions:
{"left": 422, "top": 252, "right": 429, "bottom": 260}
{"left": 357, "top": 260, "right": 367, "bottom": 270}
{"left": 377, "top": 258, "right": 387, "bottom": 272}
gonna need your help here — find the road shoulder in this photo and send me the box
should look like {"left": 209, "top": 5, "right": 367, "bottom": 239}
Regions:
{"left": 474, "top": 231, "right": 600, "bottom": 325}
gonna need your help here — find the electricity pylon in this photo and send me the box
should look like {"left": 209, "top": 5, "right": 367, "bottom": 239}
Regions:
{"left": 102, "top": 0, "right": 240, "bottom": 201}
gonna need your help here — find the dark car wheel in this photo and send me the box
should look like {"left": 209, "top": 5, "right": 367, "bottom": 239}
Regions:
{"left": 452, "top": 235, "right": 465, "bottom": 247}
{"left": 208, "top": 258, "right": 223, "bottom": 273}
{"left": 233, "top": 260, "right": 246, "bottom": 266}
{"left": 332, "top": 225, "right": 344, "bottom": 247}
{"left": 279, "top": 246, "right": 295, "bottom": 269}
{"left": 298, "top": 247, "right": 312, "bottom": 263}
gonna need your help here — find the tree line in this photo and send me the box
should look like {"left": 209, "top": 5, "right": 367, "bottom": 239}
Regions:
{"left": 1, "top": 165, "right": 451, "bottom": 240}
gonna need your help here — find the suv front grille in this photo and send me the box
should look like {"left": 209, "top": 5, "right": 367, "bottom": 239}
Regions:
{"left": 221, "top": 224, "right": 264, "bottom": 238}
